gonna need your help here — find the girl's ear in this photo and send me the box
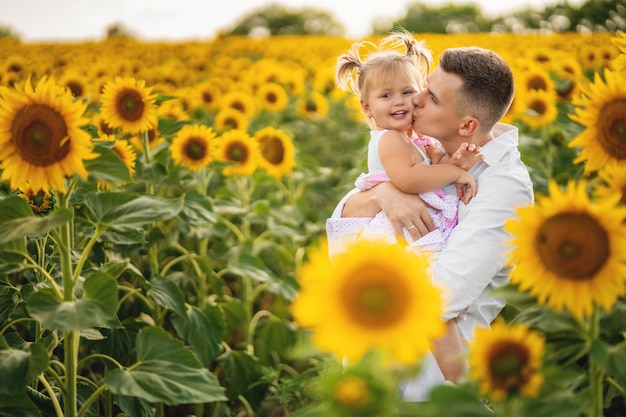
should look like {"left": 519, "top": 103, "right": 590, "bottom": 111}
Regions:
{"left": 360, "top": 99, "right": 371, "bottom": 118}
{"left": 458, "top": 116, "right": 479, "bottom": 136}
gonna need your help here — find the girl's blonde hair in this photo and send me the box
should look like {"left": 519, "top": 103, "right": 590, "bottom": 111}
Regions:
{"left": 335, "top": 30, "right": 432, "bottom": 127}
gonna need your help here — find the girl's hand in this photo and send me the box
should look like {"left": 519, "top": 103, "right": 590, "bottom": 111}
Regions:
{"left": 452, "top": 142, "right": 484, "bottom": 170}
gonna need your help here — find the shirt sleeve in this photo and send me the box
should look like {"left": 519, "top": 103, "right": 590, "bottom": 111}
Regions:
{"left": 431, "top": 157, "right": 534, "bottom": 321}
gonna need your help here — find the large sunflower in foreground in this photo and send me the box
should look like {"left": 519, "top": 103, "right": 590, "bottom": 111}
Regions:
{"left": 170, "top": 124, "right": 217, "bottom": 172}
{"left": 568, "top": 69, "right": 626, "bottom": 174}
{"left": 505, "top": 180, "right": 626, "bottom": 320}
{"left": 0, "top": 76, "right": 98, "bottom": 193}
{"left": 468, "top": 321, "right": 545, "bottom": 401}
{"left": 99, "top": 76, "right": 158, "bottom": 135}
{"left": 254, "top": 126, "right": 296, "bottom": 178}
{"left": 291, "top": 240, "right": 445, "bottom": 365}
{"left": 214, "top": 129, "right": 260, "bottom": 177}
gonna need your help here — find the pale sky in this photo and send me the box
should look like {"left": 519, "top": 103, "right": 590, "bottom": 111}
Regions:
{"left": 0, "top": 0, "right": 584, "bottom": 42}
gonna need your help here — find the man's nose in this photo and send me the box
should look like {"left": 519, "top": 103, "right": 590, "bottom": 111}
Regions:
{"left": 412, "top": 92, "right": 423, "bottom": 107}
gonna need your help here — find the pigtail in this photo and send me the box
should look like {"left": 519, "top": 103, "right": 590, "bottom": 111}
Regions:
{"left": 335, "top": 43, "right": 361, "bottom": 94}
{"left": 384, "top": 30, "right": 433, "bottom": 84}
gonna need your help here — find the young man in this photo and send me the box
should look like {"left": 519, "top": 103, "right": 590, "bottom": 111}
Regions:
{"left": 326, "top": 46, "right": 534, "bottom": 400}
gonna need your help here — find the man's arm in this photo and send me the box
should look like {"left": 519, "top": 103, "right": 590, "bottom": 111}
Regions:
{"left": 341, "top": 182, "right": 435, "bottom": 240}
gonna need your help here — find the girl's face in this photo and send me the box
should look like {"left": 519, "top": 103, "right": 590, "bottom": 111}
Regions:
{"left": 360, "top": 73, "right": 420, "bottom": 136}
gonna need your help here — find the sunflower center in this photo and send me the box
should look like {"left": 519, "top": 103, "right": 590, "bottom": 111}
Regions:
{"left": 536, "top": 212, "right": 609, "bottom": 280}
{"left": 528, "top": 75, "right": 548, "bottom": 91}
{"left": 306, "top": 99, "right": 318, "bottom": 112}
{"left": 529, "top": 99, "right": 547, "bottom": 116}
{"left": 489, "top": 341, "right": 529, "bottom": 385}
{"left": 226, "top": 143, "right": 248, "bottom": 162}
{"left": 599, "top": 100, "right": 626, "bottom": 160}
{"left": 11, "top": 104, "right": 71, "bottom": 166}
{"left": 266, "top": 92, "right": 278, "bottom": 104}
{"left": 117, "top": 90, "right": 145, "bottom": 121}
{"left": 260, "top": 137, "right": 285, "bottom": 164}
{"left": 184, "top": 137, "right": 208, "bottom": 161}
{"left": 343, "top": 268, "right": 409, "bottom": 328}
{"left": 66, "top": 81, "right": 84, "bottom": 98}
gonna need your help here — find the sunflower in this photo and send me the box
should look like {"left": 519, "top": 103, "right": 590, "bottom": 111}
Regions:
{"left": 551, "top": 56, "right": 583, "bottom": 100}
{"left": 505, "top": 180, "right": 626, "bottom": 320}
{"left": 95, "top": 134, "right": 137, "bottom": 189}
{"left": 255, "top": 82, "right": 288, "bottom": 113}
{"left": 319, "top": 361, "right": 394, "bottom": 417}
{"left": 468, "top": 321, "right": 545, "bottom": 401}
{"left": 99, "top": 76, "right": 158, "bottom": 135}
{"left": 219, "top": 91, "right": 258, "bottom": 119}
{"left": 58, "top": 70, "right": 89, "bottom": 100}
{"left": 594, "top": 163, "right": 626, "bottom": 206}
{"left": 296, "top": 91, "right": 329, "bottom": 120}
{"left": 90, "top": 113, "right": 117, "bottom": 136}
{"left": 254, "top": 126, "right": 296, "bottom": 178}
{"left": 196, "top": 80, "right": 222, "bottom": 111}
{"left": 213, "top": 108, "right": 249, "bottom": 133}
{"left": 170, "top": 124, "right": 217, "bottom": 172}
{"left": 520, "top": 67, "right": 556, "bottom": 93}
{"left": 518, "top": 89, "right": 559, "bottom": 130}
{"left": 214, "top": 129, "right": 260, "bottom": 176}
{"left": 0, "top": 76, "right": 98, "bottom": 193}
{"left": 611, "top": 32, "right": 626, "bottom": 72}
{"left": 157, "top": 98, "right": 189, "bottom": 121}
{"left": 568, "top": 69, "right": 626, "bottom": 174}
{"left": 290, "top": 240, "right": 445, "bottom": 365}
{"left": 579, "top": 44, "right": 602, "bottom": 71}
{"left": 129, "top": 126, "right": 166, "bottom": 153}
{"left": 18, "top": 183, "right": 56, "bottom": 216}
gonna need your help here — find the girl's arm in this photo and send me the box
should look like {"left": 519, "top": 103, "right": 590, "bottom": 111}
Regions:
{"left": 379, "top": 130, "right": 476, "bottom": 200}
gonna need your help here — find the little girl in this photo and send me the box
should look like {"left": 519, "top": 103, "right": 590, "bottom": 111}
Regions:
{"left": 328, "top": 31, "right": 484, "bottom": 389}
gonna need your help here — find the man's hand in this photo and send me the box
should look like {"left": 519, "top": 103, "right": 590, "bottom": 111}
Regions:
{"left": 342, "top": 182, "right": 435, "bottom": 241}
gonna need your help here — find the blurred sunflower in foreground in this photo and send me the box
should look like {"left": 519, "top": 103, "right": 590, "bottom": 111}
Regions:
{"left": 291, "top": 239, "right": 445, "bottom": 365}
{"left": 505, "top": 180, "right": 626, "bottom": 320}
{"left": 0, "top": 76, "right": 98, "bottom": 193}
{"left": 468, "top": 321, "right": 545, "bottom": 401}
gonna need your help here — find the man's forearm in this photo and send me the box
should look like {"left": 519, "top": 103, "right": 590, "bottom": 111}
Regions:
{"left": 341, "top": 188, "right": 381, "bottom": 217}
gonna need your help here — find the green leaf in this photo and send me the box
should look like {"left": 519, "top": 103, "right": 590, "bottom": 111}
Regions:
{"left": 84, "top": 192, "right": 184, "bottom": 230}
{"left": 84, "top": 143, "right": 132, "bottom": 184}
{"left": 181, "top": 191, "right": 217, "bottom": 225}
{"left": 103, "top": 327, "right": 227, "bottom": 405}
{"left": 147, "top": 275, "right": 187, "bottom": 318}
{"left": 171, "top": 304, "right": 226, "bottom": 366}
{"left": 25, "top": 273, "right": 118, "bottom": 331}
{"left": 0, "top": 196, "right": 72, "bottom": 244}
{"left": 0, "top": 393, "right": 42, "bottom": 417}
{"left": 0, "top": 349, "right": 29, "bottom": 395}
{"left": 216, "top": 349, "right": 262, "bottom": 401}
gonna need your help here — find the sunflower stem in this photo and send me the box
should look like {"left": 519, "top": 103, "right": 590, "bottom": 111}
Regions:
{"left": 58, "top": 192, "right": 79, "bottom": 417}
{"left": 587, "top": 308, "right": 604, "bottom": 417}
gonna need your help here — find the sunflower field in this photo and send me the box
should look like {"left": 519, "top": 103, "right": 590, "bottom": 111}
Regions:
{"left": 0, "top": 30, "right": 625, "bottom": 417}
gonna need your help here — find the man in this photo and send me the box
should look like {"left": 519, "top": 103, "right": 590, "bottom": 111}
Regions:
{"left": 326, "top": 46, "right": 534, "bottom": 400}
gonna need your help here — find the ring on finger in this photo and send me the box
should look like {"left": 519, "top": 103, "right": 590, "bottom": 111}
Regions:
{"left": 407, "top": 225, "right": 416, "bottom": 230}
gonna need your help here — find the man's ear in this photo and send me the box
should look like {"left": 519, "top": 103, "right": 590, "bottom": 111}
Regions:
{"left": 459, "top": 117, "right": 480, "bottom": 136}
